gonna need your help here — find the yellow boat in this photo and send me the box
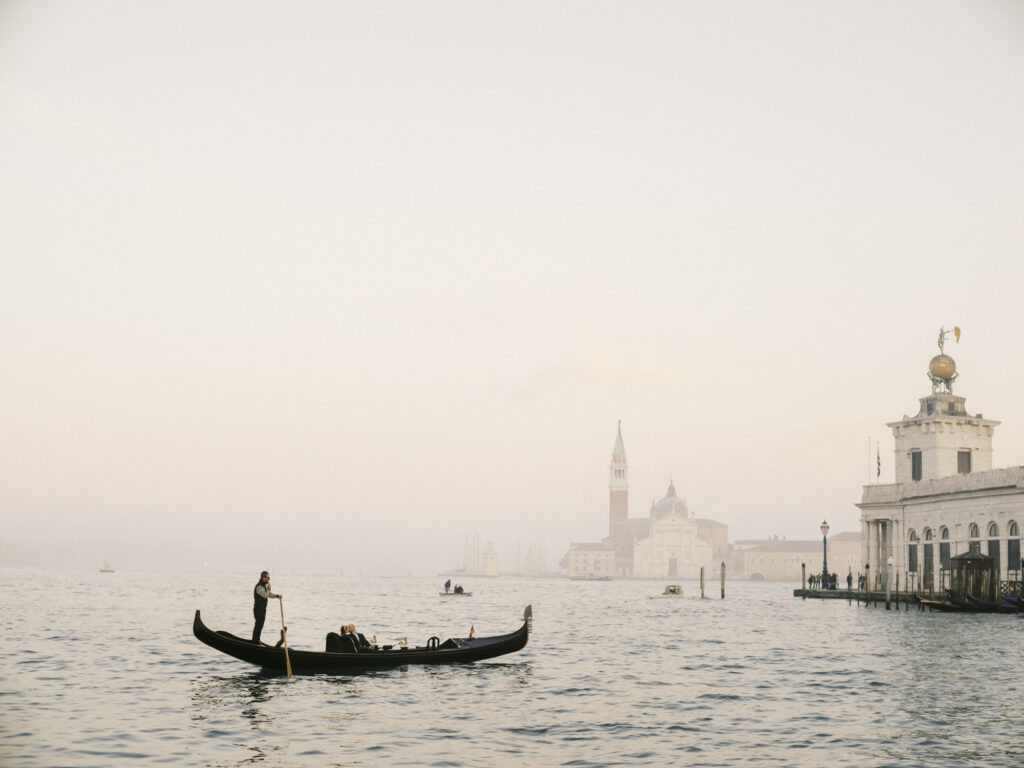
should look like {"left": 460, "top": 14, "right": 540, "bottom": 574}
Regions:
{"left": 655, "top": 584, "right": 683, "bottom": 597}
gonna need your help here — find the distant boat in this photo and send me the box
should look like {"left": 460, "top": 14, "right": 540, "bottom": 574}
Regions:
{"left": 569, "top": 575, "right": 612, "bottom": 581}
{"left": 439, "top": 591, "right": 473, "bottom": 597}
{"left": 652, "top": 584, "right": 683, "bottom": 598}
{"left": 99, "top": 561, "right": 114, "bottom": 573}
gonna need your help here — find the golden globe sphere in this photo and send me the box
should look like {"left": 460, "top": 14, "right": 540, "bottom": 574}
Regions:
{"left": 929, "top": 354, "right": 957, "bottom": 380}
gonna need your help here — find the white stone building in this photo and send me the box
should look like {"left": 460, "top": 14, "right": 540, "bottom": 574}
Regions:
{"left": 857, "top": 332, "right": 1024, "bottom": 591}
{"left": 565, "top": 423, "right": 725, "bottom": 579}
{"left": 631, "top": 482, "right": 713, "bottom": 579}
{"left": 566, "top": 541, "right": 615, "bottom": 579}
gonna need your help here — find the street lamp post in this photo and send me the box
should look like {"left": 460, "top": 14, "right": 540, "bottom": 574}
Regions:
{"left": 820, "top": 520, "right": 830, "bottom": 589}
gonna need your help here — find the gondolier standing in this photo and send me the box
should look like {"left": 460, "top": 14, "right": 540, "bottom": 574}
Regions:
{"left": 252, "top": 571, "right": 282, "bottom": 643}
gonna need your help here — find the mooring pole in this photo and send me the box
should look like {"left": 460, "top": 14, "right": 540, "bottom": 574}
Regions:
{"left": 865, "top": 563, "right": 871, "bottom": 607}
{"left": 700, "top": 566, "right": 705, "bottom": 598}
{"left": 886, "top": 558, "right": 893, "bottom": 610}
{"left": 801, "top": 563, "right": 806, "bottom": 600}
{"left": 720, "top": 561, "right": 725, "bottom": 599}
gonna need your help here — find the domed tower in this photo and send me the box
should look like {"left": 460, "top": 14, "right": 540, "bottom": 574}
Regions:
{"left": 888, "top": 327, "right": 1000, "bottom": 482}
{"left": 609, "top": 420, "right": 628, "bottom": 535}
{"left": 651, "top": 480, "right": 690, "bottom": 520}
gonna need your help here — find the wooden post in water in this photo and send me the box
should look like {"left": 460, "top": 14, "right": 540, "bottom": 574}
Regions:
{"left": 701, "top": 566, "right": 705, "bottom": 598}
{"left": 720, "top": 561, "right": 726, "bottom": 599}
{"left": 905, "top": 571, "right": 909, "bottom": 611}
{"left": 865, "top": 563, "right": 871, "bottom": 607}
{"left": 801, "top": 563, "right": 806, "bottom": 600}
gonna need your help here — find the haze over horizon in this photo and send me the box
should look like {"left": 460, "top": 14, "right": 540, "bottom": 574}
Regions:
{"left": 2, "top": 1, "right": 1023, "bottom": 576}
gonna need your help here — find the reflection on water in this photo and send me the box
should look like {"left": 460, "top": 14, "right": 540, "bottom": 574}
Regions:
{"left": 4, "top": 569, "right": 1024, "bottom": 768}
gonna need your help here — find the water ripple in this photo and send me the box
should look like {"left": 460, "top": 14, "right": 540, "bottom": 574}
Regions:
{"left": 3, "top": 569, "right": 1023, "bottom": 767}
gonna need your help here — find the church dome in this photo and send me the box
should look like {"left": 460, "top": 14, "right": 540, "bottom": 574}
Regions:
{"left": 652, "top": 481, "right": 689, "bottom": 519}
{"left": 929, "top": 354, "right": 956, "bottom": 381}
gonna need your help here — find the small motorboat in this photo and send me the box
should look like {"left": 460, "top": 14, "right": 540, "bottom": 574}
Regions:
{"left": 99, "top": 561, "right": 114, "bottom": 573}
{"left": 652, "top": 584, "right": 683, "bottom": 598}
{"left": 193, "top": 606, "right": 531, "bottom": 674}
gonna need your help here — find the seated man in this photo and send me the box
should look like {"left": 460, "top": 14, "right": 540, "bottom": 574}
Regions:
{"left": 345, "top": 623, "right": 372, "bottom": 649}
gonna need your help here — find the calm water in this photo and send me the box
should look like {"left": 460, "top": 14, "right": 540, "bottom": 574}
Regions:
{"left": 3, "top": 567, "right": 1022, "bottom": 767}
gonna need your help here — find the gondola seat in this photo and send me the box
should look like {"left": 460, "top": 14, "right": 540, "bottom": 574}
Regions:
{"left": 325, "top": 633, "right": 360, "bottom": 652}
{"left": 325, "top": 633, "right": 361, "bottom": 652}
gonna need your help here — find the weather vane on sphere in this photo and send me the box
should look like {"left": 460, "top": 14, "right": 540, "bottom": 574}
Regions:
{"left": 928, "top": 325, "right": 961, "bottom": 394}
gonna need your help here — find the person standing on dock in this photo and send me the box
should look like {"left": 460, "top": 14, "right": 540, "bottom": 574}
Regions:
{"left": 252, "top": 570, "right": 282, "bottom": 643}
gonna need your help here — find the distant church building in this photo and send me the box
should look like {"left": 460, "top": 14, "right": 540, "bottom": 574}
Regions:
{"left": 857, "top": 328, "right": 1023, "bottom": 590}
{"left": 566, "top": 422, "right": 727, "bottom": 579}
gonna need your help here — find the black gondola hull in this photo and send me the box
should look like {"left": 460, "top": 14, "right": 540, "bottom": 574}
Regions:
{"left": 192, "top": 609, "right": 530, "bottom": 674}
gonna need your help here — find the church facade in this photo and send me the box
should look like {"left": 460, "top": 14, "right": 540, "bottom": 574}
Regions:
{"left": 566, "top": 422, "right": 725, "bottom": 579}
{"left": 857, "top": 330, "right": 1024, "bottom": 591}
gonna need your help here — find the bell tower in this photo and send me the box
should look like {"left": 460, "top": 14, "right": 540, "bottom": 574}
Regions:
{"left": 889, "top": 328, "right": 999, "bottom": 482}
{"left": 609, "top": 420, "right": 628, "bottom": 534}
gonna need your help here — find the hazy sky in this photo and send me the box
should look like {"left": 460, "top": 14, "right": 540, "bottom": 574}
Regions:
{"left": 2, "top": 1, "right": 1023, "bottom": 575}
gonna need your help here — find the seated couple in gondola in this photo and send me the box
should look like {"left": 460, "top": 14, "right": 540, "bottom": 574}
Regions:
{"left": 326, "top": 623, "right": 372, "bottom": 653}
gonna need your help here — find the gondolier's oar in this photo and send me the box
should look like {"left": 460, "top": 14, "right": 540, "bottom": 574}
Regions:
{"left": 279, "top": 597, "right": 292, "bottom": 678}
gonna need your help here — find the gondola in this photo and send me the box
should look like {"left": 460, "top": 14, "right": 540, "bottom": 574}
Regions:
{"left": 192, "top": 605, "right": 531, "bottom": 674}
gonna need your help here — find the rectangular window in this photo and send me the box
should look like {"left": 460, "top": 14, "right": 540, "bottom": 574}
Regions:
{"left": 908, "top": 544, "right": 918, "bottom": 573}
{"left": 958, "top": 450, "right": 971, "bottom": 474}
{"left": 911, "top": 450, "right": 922, "bottom": 481}
{"left": 1008, "top": 539, "right": 1021, "bottom": 573}
{"left": 939, "top": 542, "right": 951, "bottom": 570}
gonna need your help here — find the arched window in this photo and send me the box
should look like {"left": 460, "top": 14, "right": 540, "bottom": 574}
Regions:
{"left": 907, "top": 530, "right": 919, "bottom": 573}
{"left": 1008, "top": 522, "right": 1021, "bottom": 576}
{"left": 939, "top": 526, "right": 951, "bottom": 569}
{"left": 969, "top": 523, "right": 980, "bottom": 554}
{"left": 969, "top": 523, "right": 979, "bottom": 538}
{"left": 922, "top": 528, "right": 934, "bottom": 587}
{"left": 987, "top": 522, "right": 1001, "bottom": 573}
{"left": 909, "top": 529, "right": 918, "bottom": 542}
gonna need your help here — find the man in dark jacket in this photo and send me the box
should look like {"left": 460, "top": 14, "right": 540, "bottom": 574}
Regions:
{"left": 252, "top": 571, "right": 282, "bottom": 643}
